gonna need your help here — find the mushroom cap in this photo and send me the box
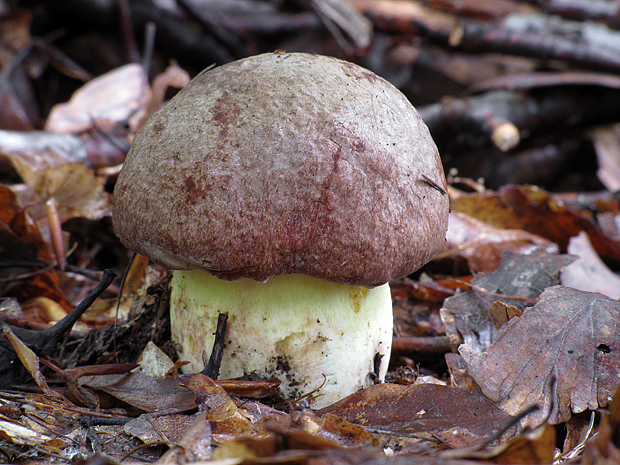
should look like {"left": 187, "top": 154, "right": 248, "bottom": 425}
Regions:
{"left": 113, "top": 52, "right": 449, "bottom": 287}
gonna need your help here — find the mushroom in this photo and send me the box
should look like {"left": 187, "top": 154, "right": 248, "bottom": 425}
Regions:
{"left": 113, "top": 52, "right": 449, "bottom": 408}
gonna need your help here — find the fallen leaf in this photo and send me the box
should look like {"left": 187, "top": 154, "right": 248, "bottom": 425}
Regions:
{"left": 460, "top": 286, "right": 620, "bottom": 427}
{"left": 180, "top": 373, "right": 238, "bottom": 421}
{"left": 318, "top": 383, "right": 517, "bottom": 449}
{"left": 45, "top": 63, "right": 151, "bottom": 134}
{"left": 3, "top": 326, "right": 63, "bottom": 400}
{"left": 0, "top": 413, "right": 53, "bottom": 447}
{"left": 82, "top": 372, "right": 197, "bottom": 413}
{"left": 451, "top": 184, "right": 620, "bottom": 263}
{"left": 440, "top": 211, "right": 558, "bottom": 273}
{"left": 581, "top": 385, "right": 620, "bottom": 464}
{"left": 488, "top": 301, "right": 522, "bottom": 329}
{"left": 9, "top": 162, "right": 111, "bottom": 221}
{"left": 124, "top": 412, "right": 196, "bottom": 445}
{"left": 0, "top": 130, "right": 90, "bottom": 171}
{"left": 561, "top": 231, "right": 620, "bottom": 299}
{"left": 441, "top": 422, "right": 556, "bottom": 464}
{"left": 440, "top": 249, "right": 574, "bottom": 353}
{"left": 156, "top": 411, "right": 212, "bottom": 463}
{"left": 137, "top": 341, "right": 175, "bottom": 378}
{"left": 591, "top": 124, "right": 620, "bottom": 192}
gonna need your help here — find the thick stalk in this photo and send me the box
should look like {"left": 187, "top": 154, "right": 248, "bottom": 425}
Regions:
{"left": 170, "top": 270, "right": 393, "bottom": 408}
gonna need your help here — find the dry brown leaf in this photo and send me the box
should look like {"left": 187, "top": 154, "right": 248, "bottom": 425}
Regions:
{"left": 561, "top": 231, "right": 620, "bottom": 299}
{"left": 441, "top": 422, "right": 556, "bottom": 464}
{"left": 212, "top": 410, "right": 380, "bottom": 462}
{"left": 82, "top": 372, "right": 197, "bottom": 413}
{"left": 318, "top": 383, "right": 516, "bottom": 449}
{"left": 10, "top": 161, "right": 111, "bottom": 221}
{"left": 124, "top": 412, "right": 197, "bottom": 446}
{"left": 440, "top": 211, "right": 558, "bottom": 273}
{"left": 460, "top": 286, "right": 620, "bottom": 427}
{"left": 180, "top": 374, "right": 239, "bottom": 422}
{"left": 440, "top": 249, "right": 574, "bottom": 353}
{"left": 45, "top": 63, "right": 151, "bottom": 134}
{"left": 3, "top": 327, "right": 63, "bottom": 400}
{"left": 156, "top": 411, "right": 212, "bottom": 464}
{"left": 488, "top": 301, "right": 522, "bottom": 329}
{"left": 451, "top": 184, "right": 620, "bottom": 263}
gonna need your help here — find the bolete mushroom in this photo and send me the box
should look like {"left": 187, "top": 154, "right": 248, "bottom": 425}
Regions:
{"left": 113, "top": 52, "right": 449, "bottom": 408}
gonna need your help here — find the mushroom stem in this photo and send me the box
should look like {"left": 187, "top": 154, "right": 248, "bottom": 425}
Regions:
{"left": 170, "top": 270, "right": 393, "bottom": 408}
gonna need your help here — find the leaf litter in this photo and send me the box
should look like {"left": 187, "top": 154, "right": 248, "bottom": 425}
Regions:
{"left": 461, "top": 286, "right": 620, "bottom": 428}
{"left": 2, "top": 6, "right": 620, "bottom": 464}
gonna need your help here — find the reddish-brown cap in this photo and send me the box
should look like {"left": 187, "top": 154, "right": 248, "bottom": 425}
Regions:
{"left": 113, "top": 52, "right": 449, "bottom": 287}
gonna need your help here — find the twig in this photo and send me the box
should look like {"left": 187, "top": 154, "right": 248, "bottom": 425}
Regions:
{"left": 2, "top": 269, "right": 117, "bottom": 355}
{"left": 201, "top": 313, "right": 228, "bottom": 379}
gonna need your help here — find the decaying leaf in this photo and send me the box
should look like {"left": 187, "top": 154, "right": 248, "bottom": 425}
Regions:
{"left": 441, "top": 422, "right": 556, "bottom": 465}
{"left": 460, "top": 286, "right": 620, "bottom": 427}
{"left": 440, "top": 249, "right": 575, "bottom": 353}
{"left": 318, "top": 382, "right": 517, "bottom": 450}
{"left": 82, "top": 372, "right": 197, "bottom": 414}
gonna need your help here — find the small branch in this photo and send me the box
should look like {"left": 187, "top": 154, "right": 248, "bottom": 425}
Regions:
{"left": 391, "top": 336, "right": 452, "bottom": 358}
{"left": 2, "top": 269, "right": 117, "bottom": 355}
{"left": 201, "top": 313, "right": 228, "bottom": 380}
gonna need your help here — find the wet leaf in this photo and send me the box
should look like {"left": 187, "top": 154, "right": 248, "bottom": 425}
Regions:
{"left": 460, "top": 286, "right": 620, "bottom": 427}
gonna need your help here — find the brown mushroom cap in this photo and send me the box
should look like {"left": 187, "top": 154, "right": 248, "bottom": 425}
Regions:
{"left": 113, "top": 52, "right": 449, "bottom": 287}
